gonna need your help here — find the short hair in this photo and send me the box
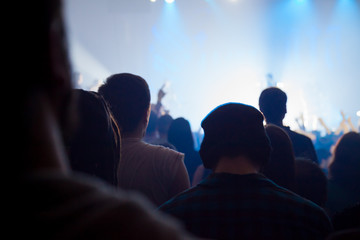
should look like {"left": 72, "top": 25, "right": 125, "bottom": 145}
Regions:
{"left": 259, "top": 87, "right": 287, "bottom": 123}
{"left": 98, "top": 73, "right": 151, "bottom": 134}
{"left": 199, "top": 103, "right": 271, "bottom": 169}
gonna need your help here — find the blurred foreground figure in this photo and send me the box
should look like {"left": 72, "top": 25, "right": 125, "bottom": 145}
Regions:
{"left": 14, "top": 1, "right": 196, "bottom": 239}
{"left": 159, "top": 103, "right": 332, "bottom": 240}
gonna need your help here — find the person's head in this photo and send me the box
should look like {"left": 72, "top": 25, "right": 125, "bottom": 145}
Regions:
{"left": 259, "top": 87, "right": 287, "bottom": 125}
{"left": 19, "top": 0, "right": 74, "bottom": 174}
{"left": 329, "top": 132, "right": 360, "bottom": 186}
{"left": 168, "top": 117, "right": 194, "bottom": 153}
{"left": 65, "top": 89, "right": 119, "bottom": 186}
{"left": 262, "top": 124, "right": 295, "bottom": 190}
{"left": 199, "top": 103, "right": 271, "bottom": 170}
{"left": 98, "top": 73, "right": 151, "bottom": 135}
{"left": 294, "top": 158, "right": 328, "bottom": 207}
{"left": 157, "top": 114, "right": 174, "bottom": 138}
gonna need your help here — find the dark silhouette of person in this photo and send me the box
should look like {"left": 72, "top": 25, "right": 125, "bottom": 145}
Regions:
{"left": 143, "top": 110, "right": 158, "bottom": 143}
{"left": 259, "top": 87, "right": 318, "bottom": 164}
{"left": 155, "top": 114, "right": 176, "bottom": 149}
{"left": 159, "top": 102, "right": 332, "bottom": 240}
{"left": 65, "top": 89, "right": 120, "bottom": 186}
{"left": 167, "top": 117, "right": 203, "bottom": 185}
{"left": 294, "top": 158, "right": 328, "bottom": 208}
{"left": 262, "top": 124, "right": 296, "bottom": 191}
{"left": 326, "top": 131, "right": 360, "bottom": 217}
{"left": 98, "top": 73, "right": 190, "bottom": 207}
{"left": 145, "top": 113, "right": 176, "bottom": 150}
{"left": 13, "top": 1, "right": 197, "bottom": 239}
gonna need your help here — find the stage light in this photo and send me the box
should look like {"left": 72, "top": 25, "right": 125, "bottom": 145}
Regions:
{"left": 150, "top": 0, "right": 156, "bottom": 2}
{"left": 357, "top": 111, "right": 360, "bottom": 117}
{"left": 165, "top": 0, "right": 175, "bottom": 3}
{"left": 276, "top": 82, "right": 284, "bottom": 88}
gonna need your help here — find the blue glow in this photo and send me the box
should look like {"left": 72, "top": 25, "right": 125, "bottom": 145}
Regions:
{"left": 295, "top": 0, "right": 308, "bottom": 3}
{"left": 150, "top": 0, "right": 190, "bottom": 78}
{"left": 265, "top": 0, "right": 315, "bottom": 79}
{"left": 335, "top": 0, "right": 359, "bottom": 13}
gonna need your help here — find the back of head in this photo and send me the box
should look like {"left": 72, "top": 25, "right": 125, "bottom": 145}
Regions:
{"left": 262, "top": 124, "right": 295, "bottom": 190}
{"left": 259, "top": 87, "right": 287, "bottom": 124}
{"left": 329, "top": 132, "right": 360, "bottom": 186}
{"left": 168, "top": 117, "right": 194, "bottom": 153}
{"left": 294, "top": 158, "right": 328, "bottom": 207}
{"left": 199, "top": 103, "right": 271, "bottom": 169}
{"left": 98, "top": 73, "right": 151, "bottom": 134}
{"left": 65, "top": 89, "right": 119, "bottom": 185}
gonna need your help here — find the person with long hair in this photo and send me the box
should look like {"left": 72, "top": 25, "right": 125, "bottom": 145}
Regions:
{"left": 326, "top": 132, "right": 360, "bottom": 217}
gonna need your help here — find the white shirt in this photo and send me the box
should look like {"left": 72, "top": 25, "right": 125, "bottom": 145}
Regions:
{"left": 117, "top": 138, "right": 190, "bottom": 206}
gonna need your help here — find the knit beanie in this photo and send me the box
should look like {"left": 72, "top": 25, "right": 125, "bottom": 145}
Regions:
{"left": 199, "top": 103, "right": 271, "bottom": 169}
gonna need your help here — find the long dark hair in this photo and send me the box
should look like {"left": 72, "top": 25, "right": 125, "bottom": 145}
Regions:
{"left": 168, "top": 117, "right": 194, "bottom": 153}
{"left": 329, "top": 132, "right": 360, "bottom": 187}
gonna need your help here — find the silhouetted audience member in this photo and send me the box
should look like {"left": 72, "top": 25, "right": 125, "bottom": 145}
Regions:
{"left": 262, "top": 124, "right": 296, "bottom": 190}
{"left": 15, "top": 1, "right": 195, "bottom": 239}
{"left": 259, "top": 87, "right": 318, "bottom": 164}
{"left": 154, "top": 114, "right": 176, "bottom": 149}
{"left": 159, "top": 103, "right": 332, "bottom": 240}
{"left": 65, "top": 89, "right": 120, "bottom": 186}
{"left": 168, "top": 117, "right": 203, "bottom": 185}
{"left": 294, "top": 158, "right": 328, "bottom": 207}
{"left": 143, "top": 110, "right": 158, "bottom": 143}
{"left": 98, "top": 73, "right": 190, "bottom": 207}
{"left": 326, "top": 132, "right": 360, "bottom": 217}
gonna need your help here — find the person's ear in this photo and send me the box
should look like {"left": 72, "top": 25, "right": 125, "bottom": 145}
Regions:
{"left": 144, "top": 105, "right": 151, "bottom": 125}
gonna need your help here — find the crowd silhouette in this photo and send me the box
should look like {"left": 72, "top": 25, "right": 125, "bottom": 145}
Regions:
{"left": 16, "top": 0, "right": 360, "bottom": 239}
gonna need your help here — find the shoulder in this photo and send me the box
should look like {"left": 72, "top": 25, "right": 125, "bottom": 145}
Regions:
{"left": 284, "top": 127, "right": 313, "bottom": 143}
{"left": 158, "top": 185, "right": 200, "bottom": 212}
{"left": 275, "top": 184, "right": 331, "bottom": 223}
{"left": 146, "top": 141, "right": 184, "bottom": 161}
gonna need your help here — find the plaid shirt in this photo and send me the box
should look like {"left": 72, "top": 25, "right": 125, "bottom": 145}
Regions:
{"left": 159, "top": 173, "right": 332, "bottom": 240}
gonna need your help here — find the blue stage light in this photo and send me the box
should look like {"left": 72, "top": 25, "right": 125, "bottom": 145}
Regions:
{"left": 165, "top": 0, "right": 175, "bottom": 4}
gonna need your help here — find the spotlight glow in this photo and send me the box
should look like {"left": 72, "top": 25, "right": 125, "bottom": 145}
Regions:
{"left": 276, "top": 82, "right": 285, "bottom": 88}
{"left": 150, "top": 0, "right": 156, "bottom": 2}
{"left": 165, "top": 0, "right": 175, "bottom": 3}
{"left": 357, "top": 111, "right": 360, "bottom": 117}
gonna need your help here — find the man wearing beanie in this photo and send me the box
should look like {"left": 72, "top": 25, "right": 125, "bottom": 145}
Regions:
{"left": 159, "top": 103, "right": 332, "bottom": 240}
